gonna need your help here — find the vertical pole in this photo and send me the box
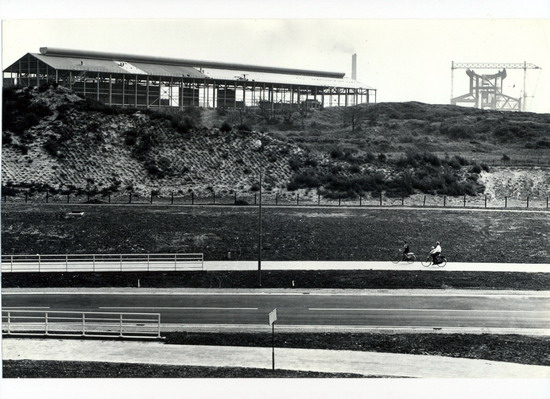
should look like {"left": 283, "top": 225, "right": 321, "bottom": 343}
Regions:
{"left": 318, "top": 194, "right": 320, "bottom": 206}
{"left": 485, "top": 195, "right": 487, "bottom": 208}
{"left": 82, "top": 313, "right": 86, "bottom": 336}
{"left": 109, "top": 193, "right": 111, "bottom": 204}
{"left": 45, "top": 312, "right": 49, "bottom": 335}
{"left": 234, "top": 192, "right": 237, "bottom": 205}
{"left": 120, "top": 314, "right": 123, "bottom": 337}
{"left": 93, "top": 254, "right": 95, "bottom": 272}
{"left": 339, "top": 198, "right": 341, "bottom": 206}
{"left": 258, "top": 171, "right": 262, "bottom": 287}
{"left": 150, "top": 191, "right": 153, "bottom": 204}
{"left": 527, "top": 196, "right": 530, "bottom": 208}
{"left": 444, "top": 196, "right": 446, "bottom": 207}
{"left": 505, "top": 196, "right": 508, "bottom": 209}
{"left": 401, "top": 197, "right": 404, "bottom": 206}
{"left": 66, "top": 255, "right": 68, "bottom": 272}
{"left": 255, "top": 194, "right": 257, "bottom": 205}
{"left": 360, "top": 196, "right": 362, "bottom": 207}
{"left": 379, "top": 193, "right": 383, "bottom": 206}
{"left": 158, "top": 314, "right": 161, "bottom": 339}
{"left": 38, "top": 254, "right": 41, "bottom": 272}
{"left": 272, "top": 322, "right": 275, "bottom": 371}
{"left": 171, "top": 192, "right": 174, "bottom": 205}
{"left": 423, "top": 196, "right": 426, "bottom": 207}
{"left": 464, "top": 195, "right": 466, "bottom": 207}
{"left": 67, "top": 193, "right": 70, "bottom": 203}
{"left": 297, "top": 194, "right": 299, "bottom": 206}
{"left": 7, "top": 312, "right": 11, "bottom": 334}
{"left": 191, "top": 192, "right": 194, "bottom": 205}
{"left": 148, "top": 254, "right": 150, "bottom": 272}
{"left": 120, "top": 254, "right": 123, "bottom": 271}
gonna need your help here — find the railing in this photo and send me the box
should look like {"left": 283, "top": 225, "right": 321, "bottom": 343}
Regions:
{"left": 0, "top": 253, "right": 204, "bottom": 273}
{"left": 1, "top": 190, "right": 549, "bottom": 210}
{"left": 2, "top": 310, "right": 162, "bottom": 339}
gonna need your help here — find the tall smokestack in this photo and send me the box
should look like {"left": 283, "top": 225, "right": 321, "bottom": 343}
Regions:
{"left": 352, "top": 53, "right": 357, "bottom": 80}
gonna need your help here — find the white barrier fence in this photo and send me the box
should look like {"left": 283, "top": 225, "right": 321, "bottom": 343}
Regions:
{"left": 1, "top": 253, "right": 204, "bottom": 273}
{"left": 2, "top": 310, "right": 162, "bottom": 339}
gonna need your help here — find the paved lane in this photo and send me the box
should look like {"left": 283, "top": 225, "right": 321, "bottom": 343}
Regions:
{"left": 4, "top": 289, "right": 550, "bottom": 333}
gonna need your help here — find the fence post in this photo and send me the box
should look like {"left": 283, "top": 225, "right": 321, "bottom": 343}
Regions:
{"left": 254, "top": 194, "right": 257, "bottom": 205}
{"left": 485, "top": 195, "right": 487, "bottom": 208}
{"left": 463, "top": 195, "right": 466, "bottom": 207}
{"left": 379, "top": 193, "right": 382, "bottom": 206}
{"left": 318, "top": 193, "right": 320, "bottom": 206}
{"left": 275, "top": 193, "right": 278, "bottom": 206}
{"left": 174, "top": 254, "right": 177, "bottom": 271}
{"left": 171, "top": 192, "right": 174, "bottom": 205}
{"left": 297, "top": 194, "right": 299, "bottom": 206}
{"left": 67, "top": 193, "right": 70, "bottom": 203}
{"left": 38, "top": 254, "right": 41, "bottom": 272}
{"left": 119, "top": 314, "right": 123, "bottom": 337}
{"left": 338, "top": 198, "right": 341, "bottom": 206}
{"left": 148, "top": 254, "right": 150, "bottom": 272}
{"left": 191, "top": 192, "right": 194, "bottom": 205}
{"left": 401, "top": 197, "right": 404, "bottom": 206}
{"left": 45, "top": 312, "right": 49, "bottom": 335}
{"left": 505, "top": 196, "right": 508, "bottom": 209}
{"left": 527, "top": 196, "right": 530, "bottom": 208}
{"left": 157, "top": 314, "right": 161, "bottom": 338}
{"left": 120, "top": 254, "right": 123, "bottom": 271}
{"left": 93, "top": 254, "right": 96, "bottom": 272}
{"left": 443, "top": 196, "right": 446, "bottom": 207}
{"left": 423, "top": 196, "right": 426, "bottom": 207}
{"left": 11, "top": 255, "right": 13, "bottom": 273}
{"left": 360, "top": 196, "right": 362, "bottom": 207}
{"left": 66, "top": 255, "right": 68, "bottom": 272}
{"left": 82, "top": 313, "right": 86, "bottom": 336}
{"left": 234, "top": 192, "right": 237, "bottom": 205}
{"left": 150, "top": 191, "right": 153, "bottom": 204}
{"left": 7, "top": 312, "right": 11, "bottom": 334}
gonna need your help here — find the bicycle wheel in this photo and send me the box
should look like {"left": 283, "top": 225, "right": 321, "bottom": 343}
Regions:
{"left": 406, "top": 254, "right": 416, "bottom": 264}
{"left": 391, "top": 255, "right": 401, "bottom": 264}
{"left": 421, "top": 257, "right": 432, "bottom": 267}
{"left": 436, "top": 257, "right": 447, "bottom": 267}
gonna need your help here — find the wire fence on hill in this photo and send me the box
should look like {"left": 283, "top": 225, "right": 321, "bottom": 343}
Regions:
{"left": 2, "top": 190, "right": 549, "bottom": 210}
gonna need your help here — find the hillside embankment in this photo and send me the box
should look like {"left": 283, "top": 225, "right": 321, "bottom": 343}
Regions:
{"left": 2, "top": 84, "right": 550, "bottom": 200}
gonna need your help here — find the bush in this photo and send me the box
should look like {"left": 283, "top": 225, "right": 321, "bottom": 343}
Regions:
{"left": 220, "top": 121, "right": 232, "bottom": 133}
{"left": 469, "top": 164, "right": 482, "bottom": 174}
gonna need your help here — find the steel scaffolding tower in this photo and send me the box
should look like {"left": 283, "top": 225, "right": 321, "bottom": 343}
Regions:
{"left": 451, "top": 61, "right": 540, "bottom": 112}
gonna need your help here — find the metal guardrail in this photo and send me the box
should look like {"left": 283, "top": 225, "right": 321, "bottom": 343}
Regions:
{"left": 1, "top": 253, "right": 204, "bottom": 273}
{"left": 2, "top": 310, "right": 162, "bottom": 339}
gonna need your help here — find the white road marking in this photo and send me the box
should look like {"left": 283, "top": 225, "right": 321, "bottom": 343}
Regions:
{"left": 308, "top": 308, "right": 549, "bottom": 313}
{"left": 2, "top": 306, "right": 50, "bottom": 309}
{"left": 98, "top": 306, "right": 258, "bottom": 310}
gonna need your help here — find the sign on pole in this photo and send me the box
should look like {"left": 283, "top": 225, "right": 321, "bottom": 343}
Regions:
{"left": 269, "top": 308, "right": 277, "bottom": 326}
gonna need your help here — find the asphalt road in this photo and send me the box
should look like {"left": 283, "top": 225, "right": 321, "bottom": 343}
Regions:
{"left": 4, "top": 289, "right": 550, "bottom": 332}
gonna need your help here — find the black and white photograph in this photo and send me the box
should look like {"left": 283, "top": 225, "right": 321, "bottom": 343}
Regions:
{"left": 1, "top": 1, "right": 550, "bottom": 398}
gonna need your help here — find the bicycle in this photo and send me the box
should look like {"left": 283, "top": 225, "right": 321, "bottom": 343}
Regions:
{"left": 421, "top": 254, "right": 447, "bottom": 267}
{"left": 392, "top": 252, "right": 416, "bottom": 264}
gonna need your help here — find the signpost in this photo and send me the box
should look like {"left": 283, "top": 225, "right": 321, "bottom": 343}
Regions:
{"left": 268, "top": 308, "right": 277, "bottom": 370}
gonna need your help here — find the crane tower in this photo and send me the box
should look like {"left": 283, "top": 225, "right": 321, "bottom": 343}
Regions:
{"left": 451, "top": 61, "right": 540, "bottom": 112}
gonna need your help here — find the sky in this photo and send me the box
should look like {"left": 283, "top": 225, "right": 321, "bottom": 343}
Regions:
{"left": 2, "top": 7, "right": 550, "bottom": 113}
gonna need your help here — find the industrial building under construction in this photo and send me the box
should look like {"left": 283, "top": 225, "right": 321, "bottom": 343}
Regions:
{"left": 3, "top": 47, "right": 376, "bottom": 110}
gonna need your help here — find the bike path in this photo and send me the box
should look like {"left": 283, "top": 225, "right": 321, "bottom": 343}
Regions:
{"left": 3, "top": 338, "right": 549, "bottom": 378}
{"left": 203, "top": 261, "right": 550, "bottom": 273}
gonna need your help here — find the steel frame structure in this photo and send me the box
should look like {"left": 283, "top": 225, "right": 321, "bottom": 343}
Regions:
{"left": 3, "top": 52, "right": 376, "bottom": 110}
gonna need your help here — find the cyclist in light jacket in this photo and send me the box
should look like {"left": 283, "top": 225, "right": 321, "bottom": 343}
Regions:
{"left": 430, "top": 241, "right": 442, "bottom": 264}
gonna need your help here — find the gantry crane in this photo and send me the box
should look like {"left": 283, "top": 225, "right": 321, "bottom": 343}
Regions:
{"left": 451, "top": 61, "right": 541, "bottom": 112}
